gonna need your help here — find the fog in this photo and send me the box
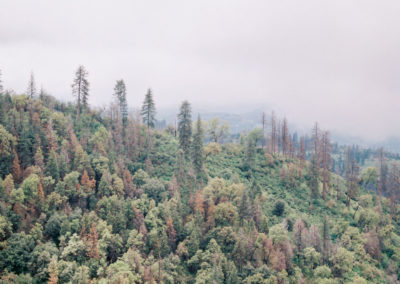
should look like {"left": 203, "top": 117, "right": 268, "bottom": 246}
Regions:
{"left": 1, "top": 0, "right": 400, "bottom": 142}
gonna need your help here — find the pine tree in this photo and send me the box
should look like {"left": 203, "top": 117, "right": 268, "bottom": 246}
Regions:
{"left": 34, "top": 146, "right": 44, "bottom": 171}
{"left": 0, "top": 70, "right": 4, "bottom": 124}
{"left": 113, "top": 80, "right": 128, "bottom": 126}
{"left": 87, "top": 223, "right": 99, "bottom": 259}
{"left": 141, "top": 88, "right": 156, "bottom": 130}
{"left": 178, "top": 100, "right": 192, "bottom": 157}
{"left": 45, "top": 149, "right": 59, "bottom": 181}
{"left": 321, "top": 131, "right": 332, "bottom": 200}
{"left": 38, "top": 180, "right": 45, "bottom": 201}
{"left": 12, "top": 151, "right": 22, "bottom": 183}
{"left": 244, "top": 137, "right": 256, "bottom": 173}
{"left": 192, "top": 115, "right": 204, "bottom": 178}
{"left": 27, "top": 71, "right": 37, "bottom": 99}
{"left": 322, "top": 216, "right": 330, "bottom": 263}
{"left": 261, "top": 112, "right": 267, "bottom": 149}
{"left": 71, "top": 65, "right": 89, "bottom": 120}
{"left": 269, "top": 111, "right": 278, "bottom": 154}
{"left": 281, "top": 118, "right": 289, "bottom": 156}
{"left": 345, "top": 148, "right": 360, "bottom": 208}
{"left": 0, "top": 69, "right": 3, "bottom": 95}
{"left": 18, "top": 123, "right": 36, "bottom": 168}
{"left": 308, "top": 153, "right": 320, "bottom": 206}
{"left": 47, "top": 256, "right": 58, "bottom": 284}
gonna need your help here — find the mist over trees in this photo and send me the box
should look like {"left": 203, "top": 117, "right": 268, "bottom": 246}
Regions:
{"left": 0, "top": 68, "right": 399, "bottom": 283}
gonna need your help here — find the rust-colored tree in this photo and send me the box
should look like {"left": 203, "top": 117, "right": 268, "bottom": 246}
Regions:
{"left": 81, "top": 169, "right": 95, "bottom": 194}
{"left": 166, "top": 217, "right": 177, "bottom": 249}
{"left": 12, "top": 151, "right": 22, "bottom": 183}
{"left": 87, "top": 223, "right": 99, "bottom": 259}
{"left": 38, "top": 180, "right": 45, "bottom": 201}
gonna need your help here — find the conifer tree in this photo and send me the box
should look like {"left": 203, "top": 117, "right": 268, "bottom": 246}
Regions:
{"left": 71, "top": 65, "right": 89, "bottom": 120}
{"left": 269, "top": 111, "right": 278, "bottom": 154}
{"left": 345, "top": 148, "right": 360, "bottom": 208}
{"left": 178, "top": 100, "right": 192, "bottom": 157}
{"left": 192, "top": 115, "right": 204, "bottom": 178}
{"left": 113, "top": 80, "right": 128, "bottom": 126}
{"left": 322, "top": 216, "right": 330, "bottom": 263}
{"left": 308, "top": 153, "right": 320, "bottom": 206}
{"left": 321, "top": 131, "right": 332, "bottom": 200}
{"left": 281, "top": 118, "right": 289, "bottom": 156}
{"left": 244, "top": 137, "right": 256, "bottom": 173}
{"left": 45, "top": 149, "right": 59, "bottom": 181}
{"left": 18, "top": 123, "right": 36, "bottom": 168}
{"left": 12, "top": 151, "right": 22, "bottom": 183}
{"left": 26, "top": 71, "right": 37, "bottom": 99}
{"left": 87, "top": 223, "right": 99, "bottom": 259}
{"left": 141, "top": 88, "right": 156, "bottom": 130}
{"left": 34, "top": 146, "right": 44, "bottom": 171}
{"left": 261, "top": 112, "right": 267, "bottom": 149}
{"left": 0, "top": 69, "right": 3, "bottom": 95}
{"left": 47, "top": 256, "right": 58, "bottom": 284}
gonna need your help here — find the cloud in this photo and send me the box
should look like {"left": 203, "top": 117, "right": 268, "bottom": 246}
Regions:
{"left": 1, "top": 0, "right": 399, "bottom": 142}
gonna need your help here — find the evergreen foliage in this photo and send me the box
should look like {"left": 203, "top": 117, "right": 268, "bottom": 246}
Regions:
{"left": 0, "top": 89, "right": 398, "bottom": 283}
{"left": 141, "top": 88, "right": 156, "bottom": 129}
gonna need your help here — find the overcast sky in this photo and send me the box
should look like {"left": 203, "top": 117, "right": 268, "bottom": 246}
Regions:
{"left": 1, "top": 0, "right": 399, "bottom": 142}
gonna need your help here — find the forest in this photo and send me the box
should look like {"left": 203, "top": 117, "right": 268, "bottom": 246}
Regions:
{"left": 0, "top": 67, "right": 400, "bottom": 284}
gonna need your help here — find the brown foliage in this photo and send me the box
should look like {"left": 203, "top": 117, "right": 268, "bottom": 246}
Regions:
{"left": 38, "top": 180, "right": 45, "bottom": 201}
{"left": 166, "top": 217, "right": 177, "bottom": 248}
{"left": 87, "top": 223, "right": 99, "bottom": 259}
{"left": 12, "top": 152, "right": 22, "bottom": 183}
{"left": 81, "top": 170, "right": 95, "bottom": 194}
{"left": 364, "top": 230, "right": 381, "bottom": 259}
{"left": 122, "top": 169, "right": 134, "bottom": 198}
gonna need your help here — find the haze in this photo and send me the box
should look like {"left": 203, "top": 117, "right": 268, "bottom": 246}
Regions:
{"left": 1, "top": 0, "right": 399, "bottom": 142}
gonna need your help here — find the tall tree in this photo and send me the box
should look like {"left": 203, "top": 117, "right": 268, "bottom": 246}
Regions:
{"left": 141, "top": 89, "right": 156, "bottom": 130}
{"left": 178, "top": 100, "right": 192, "bottom": 157}
{"left": 26, "top": 71, "right": 37, "bottom": 99}
{"left": 261, "top": 112, "right": 267, "bottom": 149}
{"left": 322, "top": 216, "right": 330, "bottom": 263}
{"left": 71, "top": 65, "right": 89, "bottom": 120}
{"left": 345, "top": 148, "right": 360, "bottom": 208}
{"left": 34, "top": 146, "right": 45, "bottom": 171}
{"left": 312, "top": 122, "right": 320, "bottom": 158}
{"left": 12, "top": 151, "right": 22, "bottom": 183}
{"left": 269, "top": 111, "right": 277, "bottom": 154}
{"left": 377, "top": 148, "right": 387, "bottom": 215}
{"left": 320, "top": 131, "right": 332, "bottom": 200}
{"left": 281, "top": 118, "right": 289, "bottom": 156}
{"left": 113, "top": 80, "right": 128, "bottom": 126}
{"left": 308, "top": 123, "right": 321, "bottom": 207}
{"left": 45, "top": 149, "right": 59, "bottom": 182}
{"left": 192, "top": 115, "right": 204, "bottom": 179}
{"left": 308, "top": 153, "right": 320, "bottom": 206}
{"left": 298, "top": 136, "right": 306, "bottom": 175}
{"left": 388, "top": 164, "right": 399, "bottom": 220}
{"left": 0, "top": 69, "right": 3, "bottom": 95}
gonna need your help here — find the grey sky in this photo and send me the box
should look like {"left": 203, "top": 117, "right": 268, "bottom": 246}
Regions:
{"left": 1, "top": 0, "right": 399, "bottom": 142}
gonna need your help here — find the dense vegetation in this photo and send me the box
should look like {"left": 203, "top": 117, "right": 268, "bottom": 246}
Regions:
{"left": 0, "top": 69, "right": 400, "bottom": 283}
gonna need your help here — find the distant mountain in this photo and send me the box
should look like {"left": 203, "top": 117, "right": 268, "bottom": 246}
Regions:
{"left": 158, "top": 107, "right": 400, "bottom": 153}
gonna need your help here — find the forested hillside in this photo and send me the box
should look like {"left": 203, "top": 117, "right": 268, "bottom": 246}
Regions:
{"left": 0, "top": 69, "right": 400, "bottom": 283}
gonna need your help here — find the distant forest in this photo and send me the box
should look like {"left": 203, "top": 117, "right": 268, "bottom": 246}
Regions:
{"left": 0, "top": 67, "right": 399, "bottom": 283}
